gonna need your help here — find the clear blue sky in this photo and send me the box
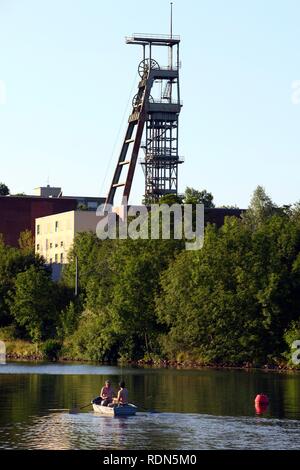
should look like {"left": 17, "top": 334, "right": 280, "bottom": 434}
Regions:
{"left": 1, "top": 0, "right": 300, "bottom": 208}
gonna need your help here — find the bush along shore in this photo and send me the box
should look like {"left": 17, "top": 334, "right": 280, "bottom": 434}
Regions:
{"left": 3, "top": 342, "right": 298, "bottom": 371}
{"left": 1, "top": 186, "right": 300, "bottom": 370}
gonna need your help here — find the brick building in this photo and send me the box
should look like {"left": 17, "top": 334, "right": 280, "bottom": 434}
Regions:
{"left": 0, "top": 183, "right": 105, "bottom": 247}
{"left": 0, "top": 196, "right": 78, "bottom": 247}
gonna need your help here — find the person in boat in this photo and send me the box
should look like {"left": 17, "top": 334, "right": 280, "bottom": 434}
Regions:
{"left": 100, "top": 379, "right": 115, "bottom": 406}
{"left": 116, "top": 381, "right": 129, "bottom": 406}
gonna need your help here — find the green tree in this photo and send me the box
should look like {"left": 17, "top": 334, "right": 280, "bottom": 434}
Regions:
{"left": 77, "top": 203, "right": 88, "bottom": 211}
{"left": 159, "top": 194, "right": 183, "bottom": 205}
{"left": 63, "top": 309, "right": 118, "bottom": 361}
{"left": 0, "top": 182, "right": 9, "bottom": 196}
{"left": 183, "top": 187, "right": 215, "bottom": 208}
{"left": 244, "top": 185, "right": 277, "bottom": 226}
{"left": 108, "top": 239, "right": 180, "bottom": 358}
{"left": 0, "top": 236, "right": 45, "bottom": 327}
{"left": 18, "top": 230, "right": 35, "bottom": 254}
{"left": 283, "top": 320, "right": 300, "bottom": 368}
{"left": 61, "top": 232, "right": 183, "bottom": 361}
{"left": 56, "top": 191, "right": 300, "bottom": 365}
{"left": 156, "top": 213, "right": 300, "bottom": 365}
{"left": 9, "top": 265, "right": 59, "bottom": 342}
{"left": 61, "top": 232, "right": 104, "bottom": 294}
{"left": 57, "top": 299, "right": 82, "bottom": 339}
{"left": 290, "top": 201, "right": 300, "bottom": 224}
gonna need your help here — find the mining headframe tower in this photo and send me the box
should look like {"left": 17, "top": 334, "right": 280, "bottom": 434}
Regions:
{"left": 106, "top": 30, "right": 183, "bottom": 206}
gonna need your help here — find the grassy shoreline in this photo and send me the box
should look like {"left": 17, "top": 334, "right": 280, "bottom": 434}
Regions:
{"left": 3, "top": 339, "right": 299, "bottom": 371}
{"left": 4, "top": 339, "right": 42, "bottom": 360}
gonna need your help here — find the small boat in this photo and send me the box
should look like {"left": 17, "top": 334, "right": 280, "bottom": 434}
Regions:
{"left": 92, "top": 402, "right": 138, "bottom": 416}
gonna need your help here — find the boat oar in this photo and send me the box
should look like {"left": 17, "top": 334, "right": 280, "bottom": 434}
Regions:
{"left": 136, "top": 403, "right": 158, "bottom": 414}
{"left": 69, "top": 402, "right": 92, "bottom": 414}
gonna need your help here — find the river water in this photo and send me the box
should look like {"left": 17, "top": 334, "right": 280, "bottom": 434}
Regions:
{"left": 0, "top": 362, "right": 300, "bottom": 449}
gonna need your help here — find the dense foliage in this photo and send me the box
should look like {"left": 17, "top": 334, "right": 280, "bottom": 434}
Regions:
{"left": 0, "top": 182, "right": 10, "bottom": 196}
{"left": 0, "top": 234, "right": 72, "bottom": 342}
{"left": 0, "top": 186, "right": 300, "bottom": 366}
{"left": 156, "top": 215, "right": 300, "bottom": 365}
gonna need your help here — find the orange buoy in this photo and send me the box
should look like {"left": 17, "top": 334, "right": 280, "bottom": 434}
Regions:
{"left": 255, "top": 393, "right": 269, "bottom": 405}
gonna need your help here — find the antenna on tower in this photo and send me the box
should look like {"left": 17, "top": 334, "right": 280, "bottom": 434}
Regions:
{"left": 169, "top": 2, "right": 174, "bottom": 69}
{"left": 170, "top": 2, "right": 173, "bottom": 38}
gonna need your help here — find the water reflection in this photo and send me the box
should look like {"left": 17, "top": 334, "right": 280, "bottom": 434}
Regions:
{"left": 0, "top": 363, "right": 300, "bottom": 449}
{"left": 1, "top": 411, "right": 300, "bottom": 450}
{"left": 255, "top": 403, "right": 269, "bottom": 415}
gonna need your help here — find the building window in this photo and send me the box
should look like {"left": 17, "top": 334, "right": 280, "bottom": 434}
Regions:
{"left": 60, "top": 241, "right": 64, "bottom": 247}
{"left": 55, "top": 254, "right": 58, "bottom": 263}
{"left": 37, "top": 225, "right": 40, "bottom": 235}
{"left": 50, "top": 242, "right": 53, "bottom": 249}
{"left": 36, "top": 244, "right": 40, "bottom": 251}
{"left": 60, "top": 253, "right": 64, "bottom": 263}
{"left": 55, "top": 221, "right": 59, "bottom": 232}
{"left": 55, "top": 243, "right": 58, "bottom": 248}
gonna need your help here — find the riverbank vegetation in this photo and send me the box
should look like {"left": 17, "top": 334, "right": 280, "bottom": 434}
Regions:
{"left": 1, "top": 186, "right": 300, "bottom": 367}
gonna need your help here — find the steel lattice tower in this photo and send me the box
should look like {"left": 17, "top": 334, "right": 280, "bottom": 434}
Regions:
{"left": 106, "top": 32, "right": 183, "bottom": 206}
